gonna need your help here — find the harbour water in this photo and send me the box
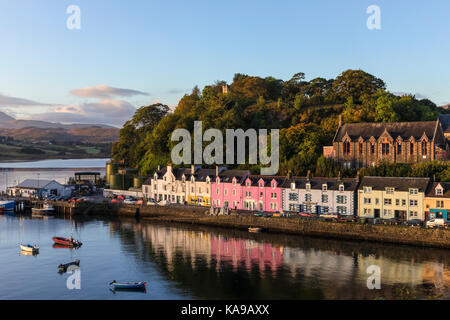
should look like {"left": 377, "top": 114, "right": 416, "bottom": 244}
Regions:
{"left": 0, "top": 214, "right": 449, "bottom": 300}
{"left": 0, "top": 159, "right": 108, "bottom": 192}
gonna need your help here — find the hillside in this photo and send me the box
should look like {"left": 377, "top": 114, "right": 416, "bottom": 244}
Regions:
{"left": 110, "top": 69, "right": 449, "bottom": 180}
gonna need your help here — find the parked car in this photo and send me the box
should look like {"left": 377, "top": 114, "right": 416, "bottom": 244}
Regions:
{"left": 426, "top": 218, "right": 446, "bottom": 228}
{"left": 135, "top": 199, "right": 144, "bottom": 205}
{"left": 405, "top": 219, "right": 423, "bottom": 227}
{"left": 111, "top": 199, "right": 122, "bottom": 204}
{"left": 124, "top": 199, "right": 136, "bottom": 205}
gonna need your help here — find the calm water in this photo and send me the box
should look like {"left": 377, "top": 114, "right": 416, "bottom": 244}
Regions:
{"left": 0, "top": 214, "right": 449, "bottom": 300}
{"left": 0, "top": 158, "right": 108, "bottom": 192}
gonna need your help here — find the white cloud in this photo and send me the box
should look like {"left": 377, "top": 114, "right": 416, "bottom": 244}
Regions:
{"left": 70, "top": 85, "right": 149, "bottom": 99}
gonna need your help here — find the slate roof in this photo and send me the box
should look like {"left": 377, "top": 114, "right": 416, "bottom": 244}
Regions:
{"left": 17, "top": 179, "right": 60, "bottom": 189}
{"left": 333, "top": 121, "right": 437, "bottom": 142}
{"left": 358, "top": 176, "right": 430, "bottom": 192}
{"left": 439, "top": 115, "right": 450, "bottom": 134}
{"left": 243, "top": 175, "right": 288, "bottom": 187}
{"left": 426, "top": 182, "right": 450, "bottom": 198}
{"left": 217, "top": 170, "right": 250, "bottom": 183}
{"left": 280, "top": 177, "right": 359, "bottom": 191}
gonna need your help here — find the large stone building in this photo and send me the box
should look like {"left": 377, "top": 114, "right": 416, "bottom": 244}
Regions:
{"left": 325, "top": 117, "right": 448, "bottom": 168}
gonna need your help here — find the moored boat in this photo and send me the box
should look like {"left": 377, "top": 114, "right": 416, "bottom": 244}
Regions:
{"left": 19, "top": 244, "right": 39, "bottom": 252}
{"left": 32, "top": 203, "right": 55, "bottom": 215}
{"left": 52, "top": 236, "right": 82, "bottom": 247}
{"left": 0, "top": 200, "right": 15, "bottom": 212}
{"left": 58, "top": 260, "right": 80, "bottom": 273}
{"left": 248, "top": 227, "right": 262, "bottom": 233}
{"left": 110, "top": 280, "right": 146, "bottom": 290}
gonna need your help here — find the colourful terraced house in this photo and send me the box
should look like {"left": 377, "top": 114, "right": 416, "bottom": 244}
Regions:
{"left": 425, "top": 182, "right": 450, "bottom": 223}
{"left": 211, "top": 170, "right": 250, "bottom": 210}
{"left": 241, "top": 175, "right": 286, "bottom": 212}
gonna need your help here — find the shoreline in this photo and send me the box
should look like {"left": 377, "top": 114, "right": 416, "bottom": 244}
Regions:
{"left": 74, "top": 203, "right": 450, "bottom": 250}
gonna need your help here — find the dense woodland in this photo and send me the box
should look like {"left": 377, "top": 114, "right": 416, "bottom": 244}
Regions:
{"left": 111, "top": 69, "right": 450, "bottom": 181}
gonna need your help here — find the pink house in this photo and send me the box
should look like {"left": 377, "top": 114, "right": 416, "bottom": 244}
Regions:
{"left": 211, "top": 170, "right": 250, "bottom": 210}
{"left": 241, "top": 175, "right": 286, "bottom": 212}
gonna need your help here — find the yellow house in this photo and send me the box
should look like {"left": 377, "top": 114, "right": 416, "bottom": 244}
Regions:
{"left": 186, "top": 167, "right": 227, "bottom": 207}
{"left": 358, "top": 176, "right": 430, "bottom": 221}
{"left": 425, "top": 182, "right": 450, "bottom": 222}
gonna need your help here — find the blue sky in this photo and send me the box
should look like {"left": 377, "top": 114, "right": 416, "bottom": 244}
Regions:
{"left": 0, "top": 0, "right": 449, "bottom": 126}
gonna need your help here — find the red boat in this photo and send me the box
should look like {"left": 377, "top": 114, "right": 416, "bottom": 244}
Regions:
{"left": 52, "top": 237, "right": 82, "bottom": 247}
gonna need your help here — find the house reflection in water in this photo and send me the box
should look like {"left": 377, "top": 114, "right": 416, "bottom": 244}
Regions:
{"left": 111, "top": 221, "right": 450, "bottom": 299}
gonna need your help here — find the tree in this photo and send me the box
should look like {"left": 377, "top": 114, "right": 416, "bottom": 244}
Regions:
{"left": 332, "top": 69, "right": 386, "bottom": 103}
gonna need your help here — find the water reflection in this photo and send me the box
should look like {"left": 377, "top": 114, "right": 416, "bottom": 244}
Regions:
{"left": 109, "top": 220, "right": 450, "bottom": 300}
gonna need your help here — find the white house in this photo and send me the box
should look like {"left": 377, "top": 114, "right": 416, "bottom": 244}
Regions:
{"left": 7, "top": 179, "right": 66, "bottom": 198}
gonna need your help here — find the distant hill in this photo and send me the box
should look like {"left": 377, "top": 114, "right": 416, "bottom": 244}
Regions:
{"left": 0, "top": 111, "right": 115, "bottom": 129}
{"left": 0, "top": 111, "right": 119, "bottom": 143}
{"left": 0, "top": 126, "right": 119, "bottom": 144}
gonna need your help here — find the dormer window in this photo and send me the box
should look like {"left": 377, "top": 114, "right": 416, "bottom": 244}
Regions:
{"left": 363, "top": 186, "right": 372, "bottom": 193}
{"left": 306, "top": 183, "right": 311, "bottom": 191}
{"left": 246, "top": 181, "right": 251, "bottom": 187}
{"left": 386, "top": 187, "right": 394, "bottom": 194}
{"left": 339, "top": 184, "right": 344, "bottom": 192}
{"left": 409, "top": 188, "right": 418, "bottom": 195}
{"left": 322, "top": 184, "right": 327, "bottom": 192}
{"left": 259, "top": 182, "right": 264, "bottom": 188}
{"left": 216, "top": 178, "right": 220, "bottom": 184}
{"left": 233, "top": 179, "right": 236, "bottom": 186}
{"left": 272, "top": 182, "right": 276, "bottom": 189}
{"left": 436, "top": 187, "right": 443, "bottom": 196}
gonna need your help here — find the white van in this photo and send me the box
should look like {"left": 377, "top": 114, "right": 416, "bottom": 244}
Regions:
{"left": 426, "top": 218, "right": 446, "bottom": 228}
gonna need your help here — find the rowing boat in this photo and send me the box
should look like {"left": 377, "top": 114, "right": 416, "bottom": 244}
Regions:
{"left": 110, "top": 280, "right": 146, "bottom": 290}
{"left": 19, "top": 244, "right": 39, "bottom": 252}
{"left": 58, "top": 260, "right": 80, "bottom": 272}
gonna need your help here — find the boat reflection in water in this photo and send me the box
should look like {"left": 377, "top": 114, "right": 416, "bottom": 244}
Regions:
{"left": 109, "top": 220, "right": 450, "bottom": 300}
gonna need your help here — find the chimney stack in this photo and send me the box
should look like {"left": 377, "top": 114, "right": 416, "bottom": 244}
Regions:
{"left": 287, "top": 171, "right": 293, "bottom": 180}
{"left": 191, "top": 164, "right": 195, "bottom": 175}
{"left": 216, "top": 166, "right": 219, "bottom": 177}
{"left": 338, "top": 115, "right": 343, "bottom": 127}
{"left": 306, "top": 170, "right": 311, "bottom": 181}
{"left": 157, "top": 165, "right": 160, "bottom": 171}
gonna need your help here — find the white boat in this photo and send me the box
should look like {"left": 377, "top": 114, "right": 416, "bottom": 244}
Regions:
{"left": 32, "top": 203, "right": 55, "bottom": 215}
{"left": 248, "top": 227, "right": 262, "bottom": 233}
{"left": 19, "top": 244, "right": 39, "bottom": 252}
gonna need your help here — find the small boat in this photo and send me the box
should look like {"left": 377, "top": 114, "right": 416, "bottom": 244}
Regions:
{"left": 32, "top": 203, "right": 55, "bottom": 215}
{"left": 52, "top": 243, "right": 80, "bottom": 250}
{"left": 20, "top": 250, "right": 38, "bottom": 256}
{"left": 19, "top": 244, "right": 39, "bottom": 252}
{"left": 110, "top": 280, "right": 146, "bottom": 290}
{"left": 0, "top": 207, "right": 3, "bottom": 214}
{"left": 248, "top": 227, "right": 262, "bottom": 233}
{"left": 58, "top": 260, "right": 80, "bottom": 273}
{"left": 52, "top": 237, "right": 82, "bottom": 247}
{"left": 0, "top": 200, "right": 15, "bottom": 212}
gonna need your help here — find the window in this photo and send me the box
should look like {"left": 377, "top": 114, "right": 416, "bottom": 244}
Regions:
{"left": 339, "top": 184, "right": 344, "bottom": 192}
{"left": 270, "top": 203, "right": 277, "bottom": 210}
{"left": 409, "top": 188, "right": 418, "bottom": 195}
{"left": 422, "top": 140, "right": 427, "bottom": 155}
{"left": 246, "top": 191, "right": 251, "bottom": 197}
{"left": 337, "top": 195, "right": 347, "bottom": 204}
{"left": 272, "top": 183, "right": 276, "bottom": 189}
{"left": 410, "top": 200, "right": 418, "bottom": 206}
{"left": 322, "top": 184, "right": 327, "bottom": 191}
{"left": 364, "top": 208, "right": 371, "bottom": 215}
{"left": 409, "top": 211, "right": 418, "bottom": 217}
{"left": 306, "top": 183, "right": 311, "bottom": 191}
{"left": 397, "top": 143, "right": 402, "bottom": 155}
{"left": 271, "top": 193, "right": 277, "bottom": 199}
{"left": 363, "top": 187, "right": 372, "bottom": 193}
{"left": 395, "top": 199, "right": 400, "bottom": 206}
{"left": 322, "top": 194, "right": 328, "bottom": 203}
{"left": 359, "top": 143, "right": 363, "bottom": 154}
{"left": 386, "top": 187, "right": 394, "bottom": 194}
{"left": 402, "top": 199, "right": 406, "bottom": 206}
{"left": 343, "top": 141, "right": 351, "bottom": 155}
{"left": 224, "top": 189, "right": 228, "bottom": 196}
{"left": 384, "top": 198, "right": 392, "bottom": 205}
{"left": 436, "top": 188, "right": 443, "bottom": 196}
{"left": 436, "top": 200, "right": 444, "bottom": 208}
{"left": 305, "top": 194, "right": 312, "bottom": 202}
{"left": 291, "top": 183, "right": 295, "bottom": 190}
{"left": 371, "top": 144, "right": 375, "bottom": 154}
{"left": 382, "top": 143, "right": 390, "bottom": 155}
{"left": 383, "top": 209, "right": 392, "bottom": 216}
{"left": 289, "top": 193, "right": 298, "bottom": 201}
{"left": 259, "top": 182, "right": 263, "bottom": 187}
{"left": 216, "top": 188, "right": 220, "bottom": 195}
{"left": 260, "top": 192, "right": 263, "bottom": 198}
{"left": 364, "top": 197, "right": 371, "bottom": 204}
{"left": 410, "top": 142, "right": 414, "bottom": 155}
{"left": 337, "top": 206, "right": 347, "bottom": 215}
{"left": 232, "top": 189, "right": 236, "bottom": 196}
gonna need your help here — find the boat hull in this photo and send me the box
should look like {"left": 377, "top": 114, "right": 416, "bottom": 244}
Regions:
{"left": 20, "top": 244, "right": 39, "bottom": 252}
{"left": 111, "top": 282, "right": 146, "bottom": 290}
{"left": 0, "top": 201, "right": 15, "bottom": 212}
{"left": 52, "top": 237, "right": 82, "bottom": 247}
